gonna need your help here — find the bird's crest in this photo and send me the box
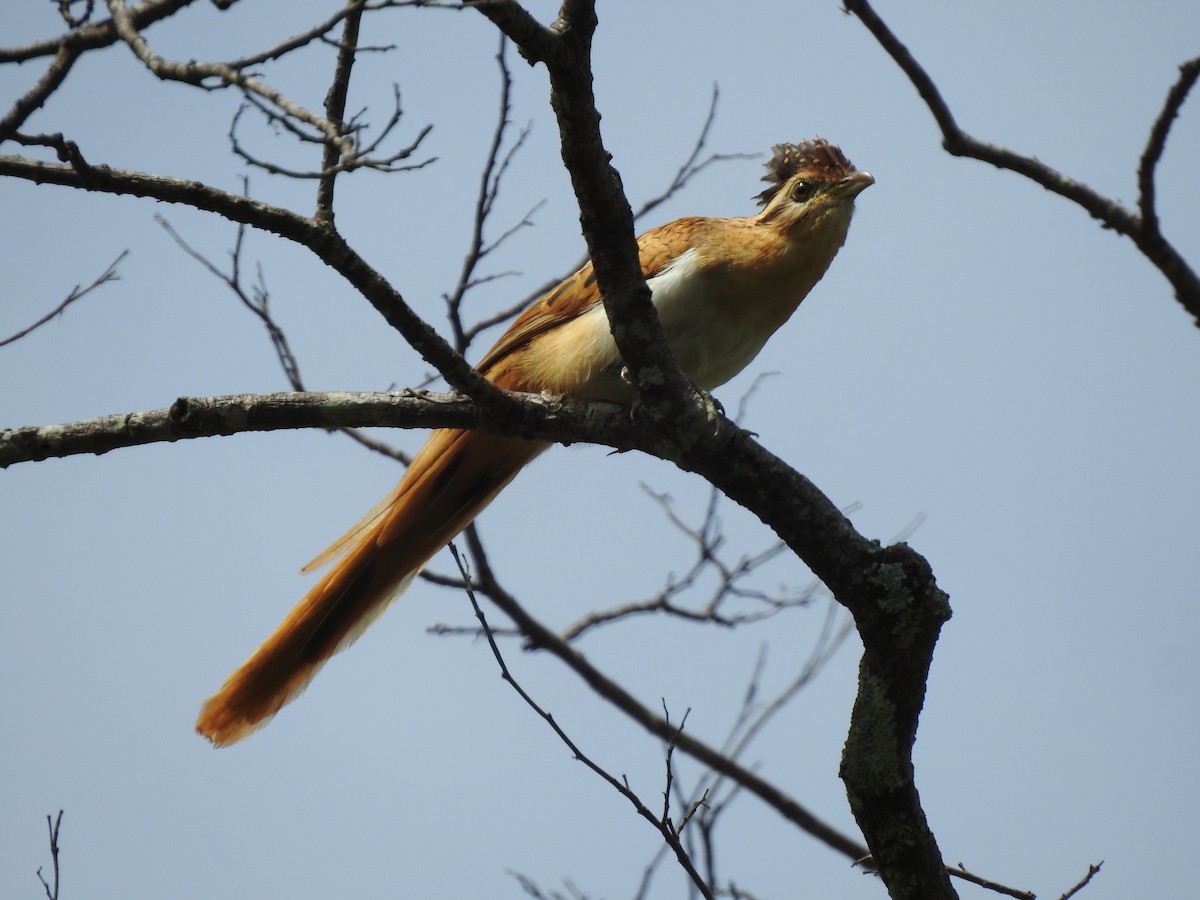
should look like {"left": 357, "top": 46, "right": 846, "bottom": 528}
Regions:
{"left": 754, "top": 138, "right": 857, "bottom": 208}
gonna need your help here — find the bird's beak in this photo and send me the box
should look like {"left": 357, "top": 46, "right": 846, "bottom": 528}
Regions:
{"left": 838, "top": 170, "right": 875, "bottom": 199}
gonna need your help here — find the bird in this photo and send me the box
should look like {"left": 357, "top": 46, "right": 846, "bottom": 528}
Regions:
{"left": 196, "top": 138, "right": 873, "bottom": 746}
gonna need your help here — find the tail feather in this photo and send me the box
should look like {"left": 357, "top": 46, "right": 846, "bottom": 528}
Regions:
{"left": 196, "top": 428, "right": 546, "bottom": 746}
{"left": 299, "top": 479, "right": 405, "bottom": 575}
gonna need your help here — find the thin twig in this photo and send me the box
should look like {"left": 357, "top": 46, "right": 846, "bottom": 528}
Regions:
{"left": 35, "top": 810, "right": 63, "bottom": 900}
{"left": 229, "top": 94, "right": 435, "bottom": 180}
{"left": 156, "top": 207, "right": 413, "bottom": 464}
{"left": 448, "top": 544, "right": 716, "bottom": 900}
{"left": 316, "top": 0, "right": 366, "bottom": 222}
{"left": 946, "top": 861, "right": 1035, "bottom": 899}
{"left": 445, "top": 35, "right": 535, "bottom": 353}
{"left": 57, "top": 0, "right": 95, "bottom": 28}
{"left": 451, "top": 531, "right": 870, "bottom": 862}
{"left": 1138, "top": 57, "right": 1200, "bottom": 235}
{"left": 0, "top": 250, "right": 127, "bottom": 347}
{"left": 218, "top": 3, "right": 370, "bottom": 70}
{"left": 106, "top": 0, "right": 353, "bottom": 155}
{"left": 1058, "top": 861, "right": 1104, "bottom": 900}
{"left": 1, "top": 0, "right": 190, "bottom": 67}
{"left": 631, "top": 83, "right": 755, "bottom": 224}
{"left": 562, "top": 377, "right": 832, "bottom": 641}
{"left": 156, "top": 211, "right": 305, "bottom": 390}
{"left": 0, "top": 148, "right": 497, "bottom": 396}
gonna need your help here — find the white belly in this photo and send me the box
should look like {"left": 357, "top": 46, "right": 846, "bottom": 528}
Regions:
{"left": 525, "top": 246, "right": 809, "bottom": 401}
{"left": 647, "top": 247, "right": 774, "bottom": 390}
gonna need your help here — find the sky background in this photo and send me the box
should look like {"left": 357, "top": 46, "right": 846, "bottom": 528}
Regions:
{"left": 2, "top": 2, "right": 1199, "bottom": 898}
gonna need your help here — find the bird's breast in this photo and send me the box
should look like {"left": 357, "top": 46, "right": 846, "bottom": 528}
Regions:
{"left": 649, "top": 241, "right": 839, "bottom": 390}
{"left": 519, "top": 215, "right": 849, "bottom": 401}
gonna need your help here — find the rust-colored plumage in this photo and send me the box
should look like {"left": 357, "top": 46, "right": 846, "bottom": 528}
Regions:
{"left": 196, "top": 138, "right": 872, "bottom": 746}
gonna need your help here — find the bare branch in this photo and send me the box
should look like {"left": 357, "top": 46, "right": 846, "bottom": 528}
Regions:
{"left": 451, "top": 76, "right": 751, "bottom": 358}
{"left": 35, "top": 810, "right": 63, "bottom": 900}
{"left": 237, "top": 93, "right": 328, "bottom": 147}
{"left": 1058, "top": 861, "right": 1104, "bottom": 900}
{"left": 449, "top": 544, "right": 716, "bottom": 900}
{"left": 563, "top": 379, "right": 833, "bottom": 641}
{"left": 337, "top": 428, "right": 412, "bottom": 463}
{"left": 0, "top": 43, "right": 83, "bottom": 138}
{"left": 465, "top": 0, "right": 563, "bottom": 67}
{"left": 57, "top": 0, "right": 96, "bottom": 28}
{"left": 945, "top": 862, "right": 1035, "bottom": 900}
{"left": 843, "top": 0, "right": 1200, "bottom": 325}
{"left": 473, "top": 0, "right": 709, "bottom": 432}
{"left": 445, "top": 35, "right": 536, "bottom": 352}
{"left": 157, "top": 200, "right": 413, "bottom": 466}
{"left": 1139, "top": 57, "right": 1200, "bottom": 235}
{"left": 0, "top": 152, "right": 497, "bottom": 400}
{"left": 458, "top": 539, "right": 870, "bottom": 863}
{"left": 0, "top": 0, "right": 192, "bottom": 66}
{"left": 0, "top": 250, "right": 127, "bottom": 347}
{"left": 315, "top": 0, "right": 365, "bottom": 221}
{"left": 218, "top": 2, "right": 384, "bottom": 70}
{"left": 106, "top": 0, "right": 353, "bottom": 155}
{"left": 560, "top": 484, "right": 819, "bottom": 641}
{"left": 352, "top": 85, "right": 435, "bottom": 164}
{"left": 228, "top": 91, "right": 435, "bottom": 181}
{"left": 0, "top": 389, "right": 624, "bottom": 469}
{"left": 156, "top": 211, "right": 305, "bottom": 389}
{"left": 631, "top": 83, "right": 756, "bottom": 224}
{"left": 0, "top": 0, "right": 449, "bottom": 68}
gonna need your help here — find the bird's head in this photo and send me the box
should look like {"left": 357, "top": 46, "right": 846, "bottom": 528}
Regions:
{"left": 754, "top": 138, "right": 873, "bottom": 234}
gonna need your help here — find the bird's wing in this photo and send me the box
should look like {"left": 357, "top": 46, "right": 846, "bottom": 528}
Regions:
{"left": 476, "top": 216, "right": 706, "bottom": 377}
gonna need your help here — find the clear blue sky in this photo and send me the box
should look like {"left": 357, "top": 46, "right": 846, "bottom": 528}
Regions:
{"left": 2, "top": 2, "right": 1198, "bottom": 898}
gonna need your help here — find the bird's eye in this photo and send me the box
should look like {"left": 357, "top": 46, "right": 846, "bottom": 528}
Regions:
{"left": 791, "top": 180, "right": 816, "bottom": 202}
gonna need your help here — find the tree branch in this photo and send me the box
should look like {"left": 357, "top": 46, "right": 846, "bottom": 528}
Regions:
{"left": 0, "top": 152, "right": 501, "bottom": 401}
{"left": 35, "top": 810, "right": 63, "bottom": 900}
{"left": 315, "top": 0, "right": 365, "bottom": 222}
{"left": 444, "top": 34, "right": 533, "bottom": 353}
{"left": 632, "top": 83, "right": 756, "bottom": 224}
{"left": 465, "top": 0, "right": 563, "bottom": 67}
{"left": 1139, "top": 57, "right": 1200, "bottom": 236}
{"left": 0, "top": 42, "right": 82, "bottom": 139}
{"left": 1058, "top": 861, "right": 1104, "bottom": 900}
{"left": 0, "top": 389, "right": 630, "bottom": 469}
{"left": 844, "top": 0, "right": 1200, "bottom": 326}
{"left": 463, "top": 530, "right": 871, "bottom": 863}
{"left": 0, "top": 250, "right": 127, "bottom": 347}
{"left": 673, "top": 422, "right": 955, "bottom": 898}
{"left": 0, "top": 0, "right": 193, "bottom": 66}
{"left": 451, "top": 545, "right": 715, "bottom": 899}
{"left": 106, "top": 0, "right": 353, "bottom": 155}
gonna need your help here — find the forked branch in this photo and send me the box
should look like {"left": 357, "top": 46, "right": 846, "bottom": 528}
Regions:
{"left": 0, "top": 250, "right": 127, "bottom": 347}
{"left": 450, "top": 545, "right": 716, "bottom": 899}
{"left": 844, "top": 0, "right": 1200, "bottom": 324}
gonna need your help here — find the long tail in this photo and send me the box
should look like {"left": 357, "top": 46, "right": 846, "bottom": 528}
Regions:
{"left": 196, "top": 428, "right": 546, "bottom": 746}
